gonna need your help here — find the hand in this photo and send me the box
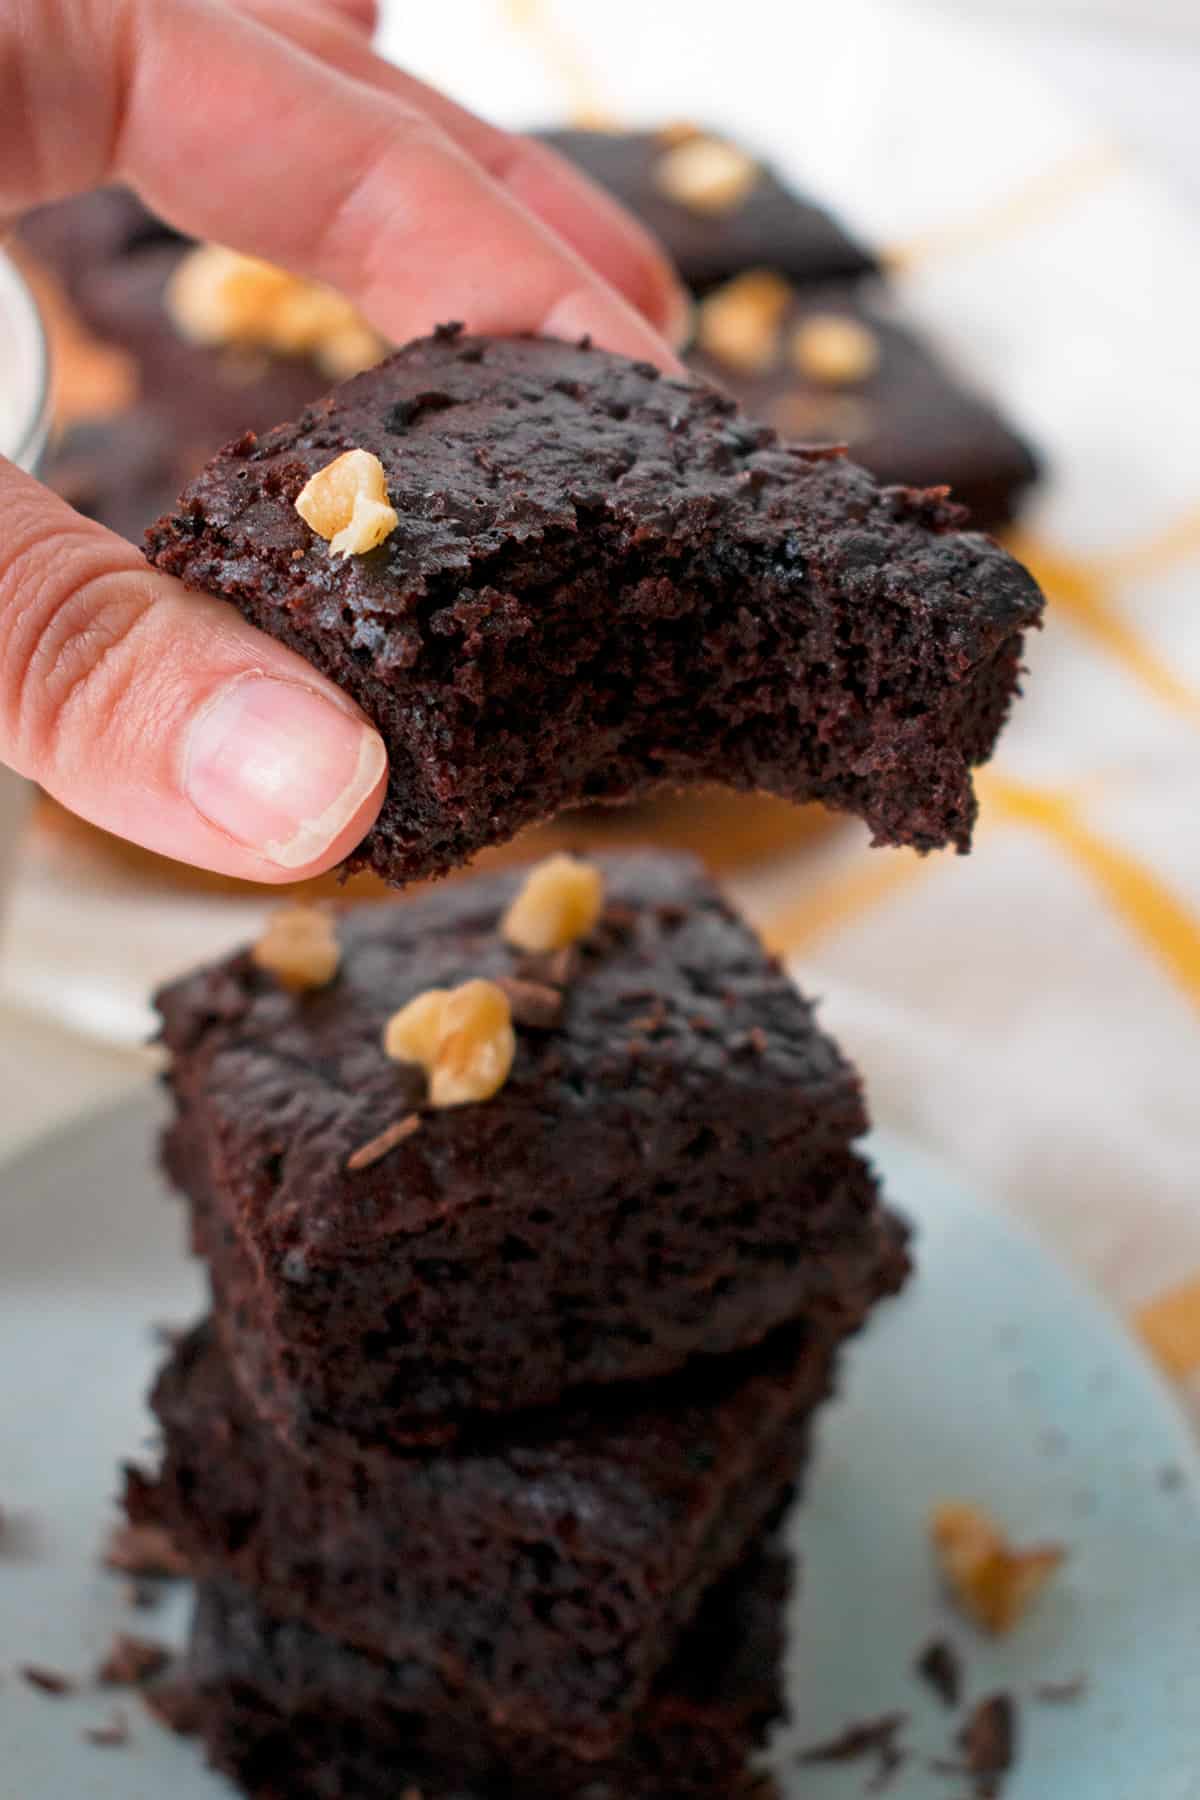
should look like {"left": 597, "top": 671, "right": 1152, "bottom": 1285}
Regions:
{"left": 0, "top": 0, "right": 684, "bottom": 881}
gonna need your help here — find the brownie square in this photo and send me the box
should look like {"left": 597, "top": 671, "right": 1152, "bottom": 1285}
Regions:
{"left": 189, "top": 1543, "right": 789, "bottom": 1798}
{"left": 145, "top": 330, "right": 1044, "bottom": 879}
{"left": 129, "top": 1317, "right": 821, "bottom": 1756}
{"left": 690, "top": 281, "right": 1039, "bottom": 530}
{"left": 538, "top": 126, "right": 877, "bottom": 294}
{"left": 157, "top": 853, "right": 908, "bottom": 1439}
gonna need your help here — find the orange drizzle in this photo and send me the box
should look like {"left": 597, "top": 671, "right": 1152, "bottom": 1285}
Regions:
{"left": 982, "top": 776, "right": 1200, "bottom": 1011}
{"left": 501, "top": 0, "right": 617, "bottom": 128}
{"left": 884, "top": 143, "right": 1117, "bottom": 273}
{"left": 759, "top": 848, "right": 933, "bottom": 958}
{"left": 1006, "top": 531, "right": 1200, "bottom": 723}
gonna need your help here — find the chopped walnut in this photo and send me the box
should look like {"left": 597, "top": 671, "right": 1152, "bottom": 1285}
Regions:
{"left": 655, "top": 119, "right": 702, "bottom": 148}
{"left": 384, "top": 980, "right": 515, "bottom": 1108}
{"left": 251, "top": 906, "right": 340, "bottom": 993}
{"left": 695, "top": 270, "right": 792, "bottom": 374}
{"left": 653, "top": 136, "right": 759, "bottom": 214}
{"left": 167, "top": 244, "right": 383, "bottom": 374}
{"left": 294, "top": 448, "right": 398, "bottom": 558}
{"left": 790, "top": 312, "right": 880, "bottom": 386}
{"left": 501, "top": 854, "right": 605, "bottom": 953}
{"left": 930, "top": 1503, "right": 1066, "bottom": 1635}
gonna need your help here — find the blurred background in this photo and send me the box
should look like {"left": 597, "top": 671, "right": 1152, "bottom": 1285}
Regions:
{"left": 2, "top": 0, "right": 1198, "bottom": 1393}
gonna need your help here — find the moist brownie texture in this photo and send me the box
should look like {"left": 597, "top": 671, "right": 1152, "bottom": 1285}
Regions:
{"left": 145, "top": 330, "right": 1044, "bottom": 880}
{"left": 539, "top": 127, "right": 877, "bottom": 294}
{"left": 690, "top": 282, "right": 1039, "bottom": 530}
{"left": 129, "top": 1317, "right": 821, "bottom": 1755}
{"left": 189, "top": 1546, "right": 788, "bottom": 1799}
{"left": 157, "top": 853, "right": 908, "bottom": 1438}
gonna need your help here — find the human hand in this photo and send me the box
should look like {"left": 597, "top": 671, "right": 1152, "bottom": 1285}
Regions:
{"left": 0, "top": 0, "right": 684, "bottom": 881}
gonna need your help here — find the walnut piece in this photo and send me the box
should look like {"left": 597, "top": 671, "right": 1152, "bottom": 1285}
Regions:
{"left": 167, "top": 244, "right": 383, "bottom": 375}
{"left": 501, "top": 854, "right": 605, "bottom": 953}
{"left": 930, "top": 1502, "right": 1065, "bottom": 1635}
{"left": 653, "top": 136, "right": 759, "bottom": 214}
{"left": 294, "top": 449, "right": 398, "bottom": 559}
{"left": 790, "top": 312, "right": 881, "bottom": 386}
{"left": 383, "top": 979, "right": 515, "bottom": 1108}
{"left": 251, "top": 906, "right": 340, "bottom": 993}
{"left": 695, "top": 270, "right": 791, "bottom": 374}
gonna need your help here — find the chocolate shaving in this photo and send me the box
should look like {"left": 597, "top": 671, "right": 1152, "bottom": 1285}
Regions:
{"left": 21, "top": 1664, "right": 76, "bottom": 1696}
{"left": 496, "top": 977, "right": 563, "bottom": 1030}
{"left": 1034, "top": 1674, "right": 1087, "bottom": 1705}
{"left": 959, "top": 1693, "right": 1017, "bottom": 1795}
{"left": 346, "top": 1113, "right": 421, "bottom": 1172}
{"left": 102, "top": 1521, "right": 189, "bottom": 1578}
{"left": 142, "top": 1677, "right": 203, "bottom": 1736}
{"left": 800, "top": 1712, "right": 908, "bottom": 1790}
{"left": 84, "top": 1709, "right": 130, "bottom": 1747}
{"left": 916, "top": 1638, "right": 962, "bottom": 1708}
{"left": 97, "top": 1632, "right": 171, "bottom": 1687}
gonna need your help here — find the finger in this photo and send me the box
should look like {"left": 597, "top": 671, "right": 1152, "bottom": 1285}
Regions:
{"left": 4, "top": 0, "right": 681, "bottom": 367}
{"left": 307, "top": 0, "right": 379, "bottom": 30}
{"left": 232, "top": 0, "right": 687, "bottom": 340}
{"left": 0, "top": 459, "right": 387, "bottom": 883}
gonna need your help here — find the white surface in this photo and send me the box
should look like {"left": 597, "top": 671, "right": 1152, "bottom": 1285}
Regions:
{"left": 0, "top": 249, "right": 50, "bottom": 471}
{"left": 1, "top": 1095, "right": 1198, "bottom": 1796}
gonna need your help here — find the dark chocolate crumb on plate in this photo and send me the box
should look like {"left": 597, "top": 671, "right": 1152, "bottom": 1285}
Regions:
{"left": 97, "top": 1632, "right": 171, "bottom": 1686}
{"left": 20, "top": 1664, "right": 77, "bottom": 1696}
{"left": 84, "top": 1709, "right": 131, "bottom": 1748}
{"left": 959, "top": 1692, "right": 1017, "bottom": 1797}
{"left": 800, "top": 1712, "right": 909, "bottom": 1790}
{"left": 142, "top": 1675, "right": 203, "bottom": 1736}
{"left": 916, "top": 1638, "right": 963, "bottom": 1709}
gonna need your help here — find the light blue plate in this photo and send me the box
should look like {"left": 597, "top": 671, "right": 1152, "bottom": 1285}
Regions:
{"left": 2, "top": 1095, "right": 1198, "bottom": 1796}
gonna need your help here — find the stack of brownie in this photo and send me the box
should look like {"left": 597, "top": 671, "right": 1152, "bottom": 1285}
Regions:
{"left": 540, "top": 125, "right": 1040, "bottom": 528}
{"left": 132, "top": 851, "right": 910, "bottom": 1796}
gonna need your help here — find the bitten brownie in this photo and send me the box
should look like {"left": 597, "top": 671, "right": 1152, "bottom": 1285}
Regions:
{"left": 690, "top": 280, "right": 1039, "bottom": 530}
{"left": 539, "top": 126, "right": 877, "bottom": 293}
{"left": 189, "top": 1546, "right": 788, "bottom": 1799}
{"left": 145, "top": 330, "right": 1044, "bottom": 879}
{"left": 129, "top": 1317, "right": 820, "bottom": 1756}
{"left": 157, "top": 853, "right": 908, "bottom": 1440}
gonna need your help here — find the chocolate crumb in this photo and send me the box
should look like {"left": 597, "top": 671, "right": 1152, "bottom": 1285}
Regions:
{"left": 21, "top": 1664, "right": 76, "bottom": 1696}
{"left": 800, "top": 1712, "right": 908, "bottom": 1790}
{"left": 495, "top": 977, "right": 564, "bottom": 1030}
{"left": 84, "top": 1709, "right": 130, "bottom": 1748}
{"left": 959, "top": 1692, "right": 1017, "bottom": 1795}
{"left": 1034, "top": 1674, "right": 1087, "bottom": 1705}
{"left": 97, "top": 1633, "right": 171, "bottom": 1687}
{"left": 916, "top": 1638, "right": 962, "bottom": 1709}
{"left": 103, "top": 1521, "right": 190, "bottom": 1578}
{"left": 346, "top": 1113, "right": 421, "bottom": 1172}
{"left": 142, "top": 1676, "right": 203, "bottom": 1736}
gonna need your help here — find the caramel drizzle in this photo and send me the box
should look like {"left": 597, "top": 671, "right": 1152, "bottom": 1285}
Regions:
{"left": 884, "top": 143, "right": 1118, "bottom": 273}
{"left": 1005, "top": 530, "right": 1200, "bottom": 723}
{"left": 501, "top": 0, "right": 618, "bottom": 128}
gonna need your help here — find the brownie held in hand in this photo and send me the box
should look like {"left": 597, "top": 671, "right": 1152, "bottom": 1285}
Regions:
{"left": 129, "top": 1317, "right": 819, "bottom": 1757}
{"left": 187, "top": 1545, "right": 789, "bottom": 1800}
{"left": 145, "top": 329, "right": 1044, "bottom": 883}
{"left": 156, "top": 852, "right": 908, "bottom": 1441}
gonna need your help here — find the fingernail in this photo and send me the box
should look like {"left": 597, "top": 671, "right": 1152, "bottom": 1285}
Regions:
{"left": 184, "top": 674, "right": 386, "bottom": 869}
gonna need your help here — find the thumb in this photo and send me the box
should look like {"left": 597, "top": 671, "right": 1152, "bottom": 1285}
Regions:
{"left": 0, "top": 459, "right": 386, "bottom": 883}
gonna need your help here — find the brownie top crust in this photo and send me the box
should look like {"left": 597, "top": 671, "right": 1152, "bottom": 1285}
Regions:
{"left": 156, "top": 852, "right": 868, "bottom": 1267}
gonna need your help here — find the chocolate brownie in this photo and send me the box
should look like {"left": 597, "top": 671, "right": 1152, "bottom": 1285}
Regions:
{"left": 157, "top": 853, "right": 908, "bottom": 1439}
{"left": 690, "top": 281, "right": 1039, "bottom": 530}
{"left": 189, "top": 1545, "right": 788, "bottom": 1798}
{"left": 17, "top": 186, "right": 180, "bottom": 316}
{"left": 145, "top": 331, "right": 1044, "bottom": 878}
{"left": 539, "top": 127, "right": 876, "bottom": 293}
{"left": 130, "top": 1317, "right": 822, "bottom": 1755}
